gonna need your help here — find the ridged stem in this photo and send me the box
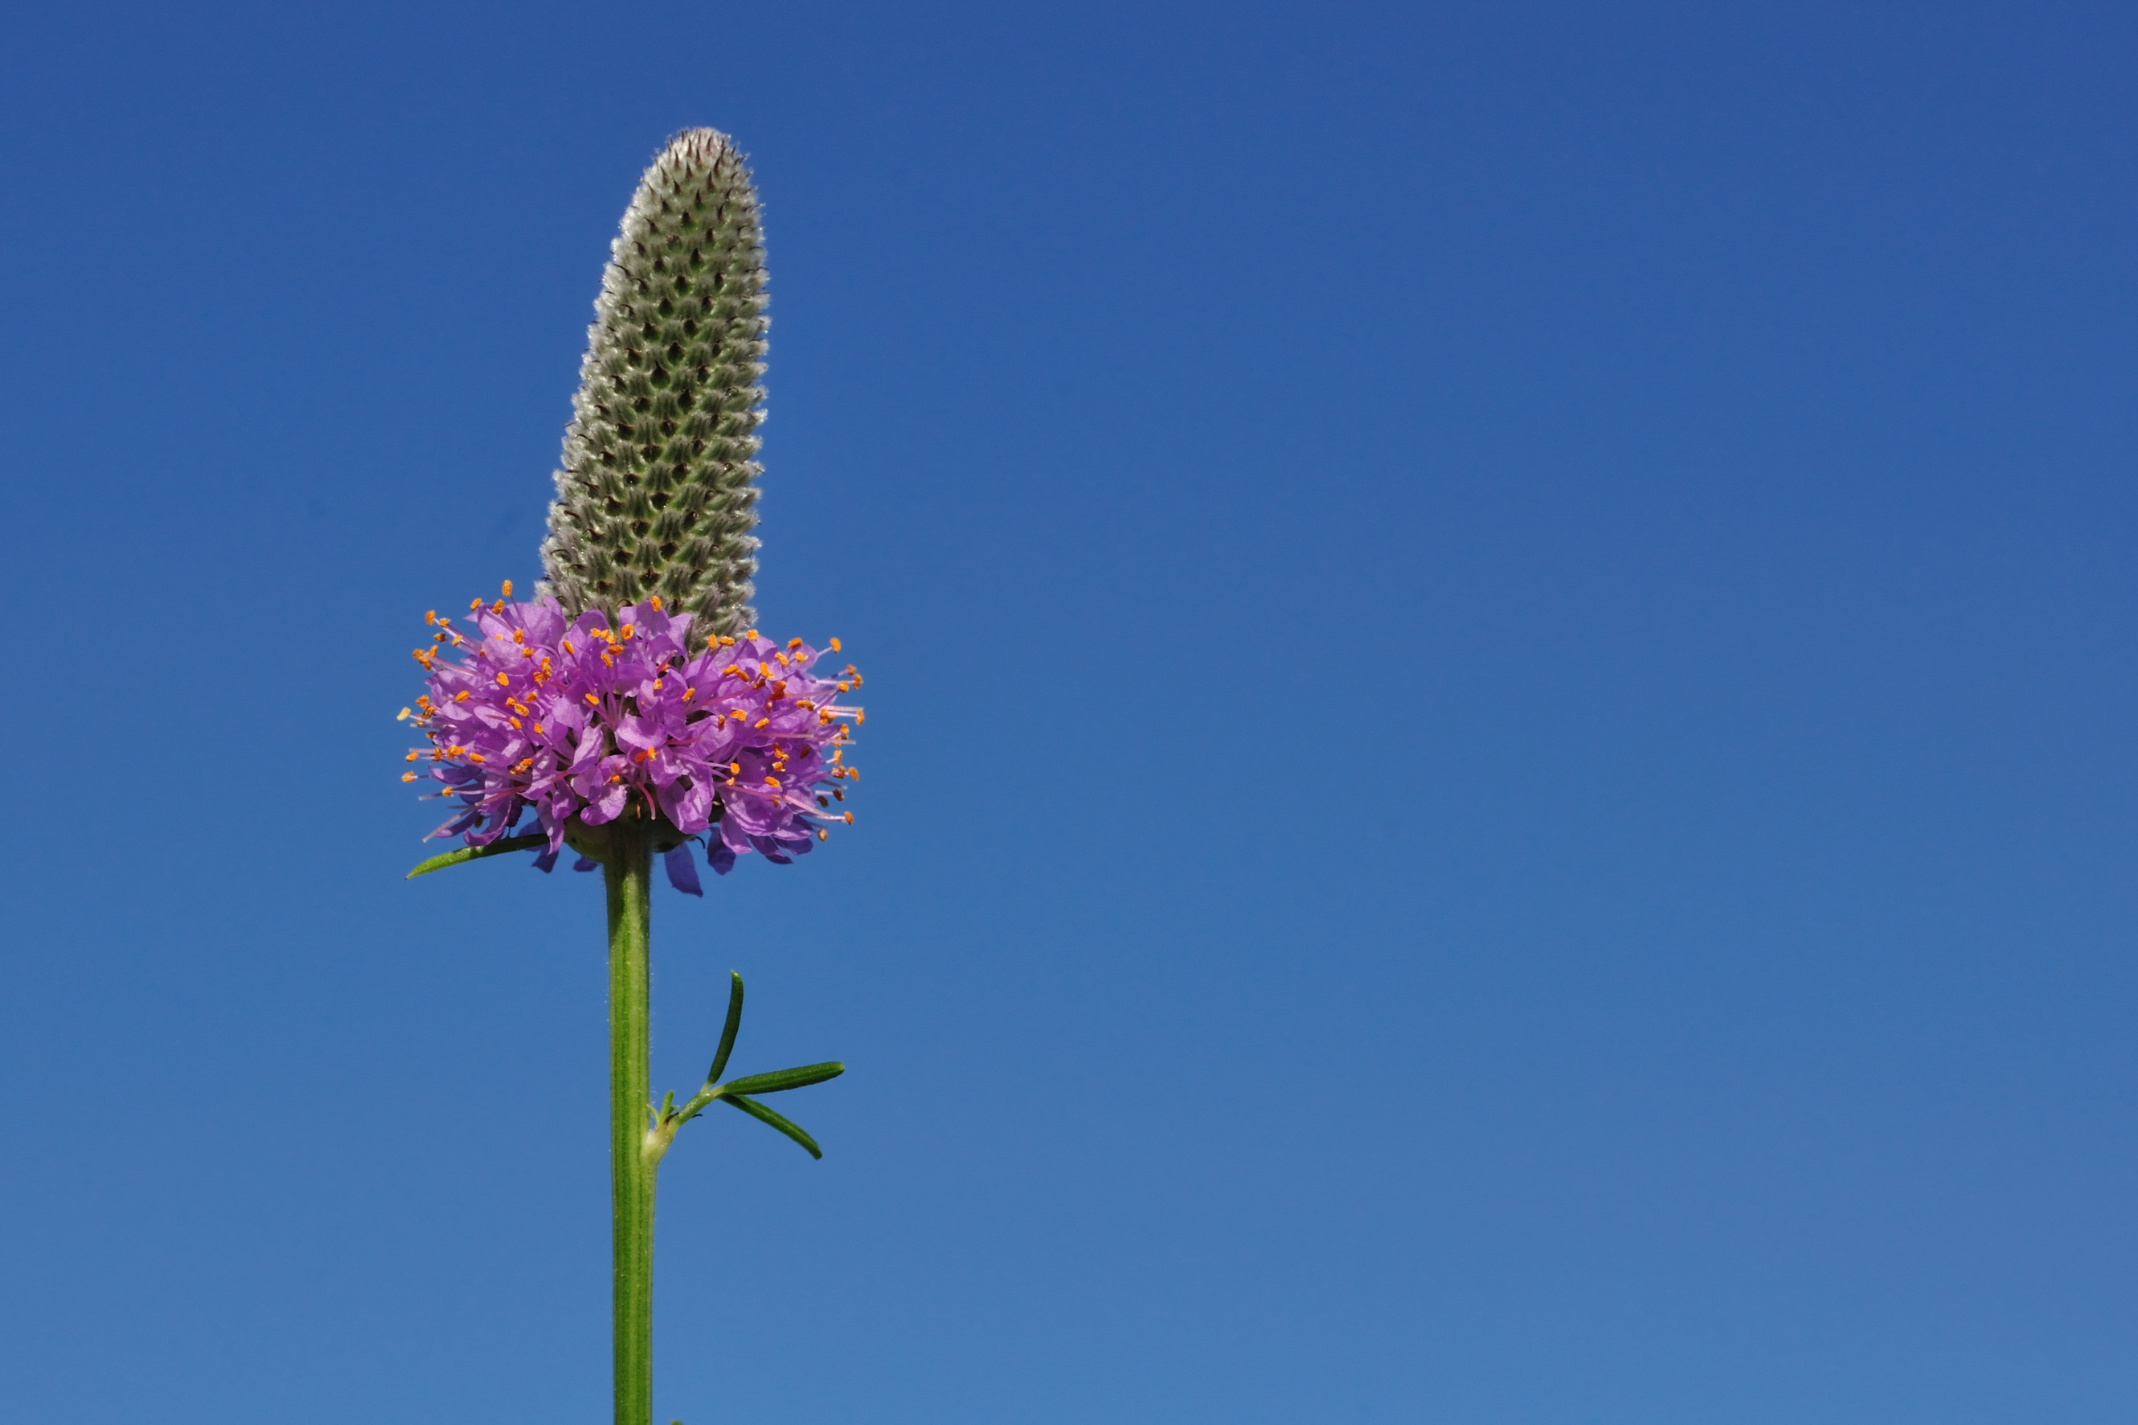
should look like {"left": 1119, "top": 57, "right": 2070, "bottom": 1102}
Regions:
{"left": 605, "top": 828, "right": 655, "bottom": 1425}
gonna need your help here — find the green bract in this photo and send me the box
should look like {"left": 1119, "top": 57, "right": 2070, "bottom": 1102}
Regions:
{"left": 540, "top": 128, "right": 769, "bottom": 643}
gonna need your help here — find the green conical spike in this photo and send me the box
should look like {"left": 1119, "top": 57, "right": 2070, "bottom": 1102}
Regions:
{"left": 540, "top": 128, "right": 769, "bottom": 643}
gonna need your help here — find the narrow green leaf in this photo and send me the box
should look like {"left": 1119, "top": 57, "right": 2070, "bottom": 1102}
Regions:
{"left": 404, "top": 833, "right": 547, "bottom": 879}
{"left": 722, "top": 1094, "right": 823, "bottom": 1159}
{"left": 720, "top": 1062, "right": 844, "bottom": 1097}
{"left": 706, "top": 972, "right": 745, "bottom": 1083}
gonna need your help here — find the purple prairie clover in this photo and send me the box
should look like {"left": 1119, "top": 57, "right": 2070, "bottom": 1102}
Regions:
{"left": 400, "top": 581, "right": 864, "bottom": 881}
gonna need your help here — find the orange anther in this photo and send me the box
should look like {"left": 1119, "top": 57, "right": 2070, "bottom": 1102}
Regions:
{"left": 402, "top": 772, "right": 418, "bottom": 782}
{"left": 501, "top": 579, "right": 513, "bottom": 597}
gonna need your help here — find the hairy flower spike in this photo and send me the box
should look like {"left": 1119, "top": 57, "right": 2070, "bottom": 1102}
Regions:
{"left": 541, "top": 128, "right": 769, "bottom": 646}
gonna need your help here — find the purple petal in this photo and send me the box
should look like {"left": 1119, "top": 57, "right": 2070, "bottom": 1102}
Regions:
{"left": 663, "top": 843, "right": 704, "bottom": 896}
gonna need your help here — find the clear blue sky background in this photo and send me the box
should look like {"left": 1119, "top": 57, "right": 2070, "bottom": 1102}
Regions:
{"left": 3, "top": 3, "right": 2135, "bottom": 1421}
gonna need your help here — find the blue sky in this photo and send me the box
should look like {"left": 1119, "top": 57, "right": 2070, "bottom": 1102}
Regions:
{"left": 3, "top": 2, "right": 2136, "bottom": 1421}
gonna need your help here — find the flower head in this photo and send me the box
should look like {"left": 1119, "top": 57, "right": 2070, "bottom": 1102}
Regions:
{"left": 402, "top": 583, "right": 863, "bottom": 881}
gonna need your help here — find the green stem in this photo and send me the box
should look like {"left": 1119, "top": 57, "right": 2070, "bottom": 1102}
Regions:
{"left": 605, "top": 826, "right": 655, "bottom": 1425}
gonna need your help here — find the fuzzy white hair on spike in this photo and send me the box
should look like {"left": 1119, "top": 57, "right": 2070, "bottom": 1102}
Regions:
{"left": 540, "top": 128, "right": 769, "bottom": 643}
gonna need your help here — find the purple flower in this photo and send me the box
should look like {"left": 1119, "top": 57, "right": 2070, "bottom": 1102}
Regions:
{"left": 400, "top": 584, "right": 864, "bottom": 879}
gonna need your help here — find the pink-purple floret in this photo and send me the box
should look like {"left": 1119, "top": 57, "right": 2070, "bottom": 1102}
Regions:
{"left": 404, "top": 595, "right": 861, "bottom": 889}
